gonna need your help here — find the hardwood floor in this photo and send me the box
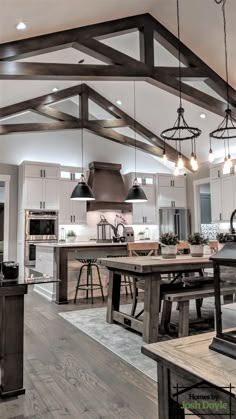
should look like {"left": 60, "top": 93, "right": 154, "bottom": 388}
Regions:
{"left": 0, "top": 291, "right": 157, "bottom": 419}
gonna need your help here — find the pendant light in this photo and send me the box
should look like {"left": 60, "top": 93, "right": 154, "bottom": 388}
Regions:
{"left": 210, "top": 0, "right": 235, "bottom": 167}
{"left": 125, "top": 82, "right": 147, "bottom": 203}
{"left": 160, "top": 0, "right": 201, "bottom": 174}
{"left": 71, "top": 91, "right": 95, "bottom": 201}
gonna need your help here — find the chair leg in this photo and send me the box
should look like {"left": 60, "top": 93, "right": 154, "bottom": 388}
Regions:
{"left": 74, "top": 264, "right": 85, "bottom": 304}
{"left": 89, "top": 264, "right": 94, "bottom": 304}
{"left": 160, "top": 300, "right": 172, "bottom": 334}
{"left": 94, "top": 264, "right": 105, "bottom": 302}
{"left": 178, "top": 301, "right": 190, "bottom": 338}
{"left": 131, "top": 279, "right": 138, "bottom": 316}
{"left": 195, "top": 299, "right": 202, "bottom": 319}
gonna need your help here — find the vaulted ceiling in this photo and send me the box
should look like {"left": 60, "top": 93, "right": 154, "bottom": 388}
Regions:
{"left": 1, "top": 0, "right": 236, "bottom": 167}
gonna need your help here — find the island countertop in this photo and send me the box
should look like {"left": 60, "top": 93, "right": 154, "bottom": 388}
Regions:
{"left": 35, "top": 241, "right": 129, "bottom": 248}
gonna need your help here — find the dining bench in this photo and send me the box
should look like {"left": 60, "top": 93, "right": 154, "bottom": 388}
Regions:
{"left": 161, "top": 280, "right": 236, "bottom": 338}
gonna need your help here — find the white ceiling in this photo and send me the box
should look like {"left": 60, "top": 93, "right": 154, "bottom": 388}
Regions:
{"left": 0, "top": 0, "right": 235, "bottom": 167}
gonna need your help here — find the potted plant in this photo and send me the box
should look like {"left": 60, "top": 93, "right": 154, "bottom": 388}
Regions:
{"left": 66, "top": 230, "right": 76, "bottom": 243}
{"left": 216, "top": 232, "right": 228, "bottom": 251}
{"left": 188, "top": 233, "right": 208, "bottom": 257}
{"left": 160, "top": 233, "right": 179, "bottom": 259}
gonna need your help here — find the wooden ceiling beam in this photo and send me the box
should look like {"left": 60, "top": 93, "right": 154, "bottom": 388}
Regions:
{"left": 0, "top": 121, "right": 81, "bottom": 135}
{"left": 33, "top": 106, "right": 80, "bottom": 122}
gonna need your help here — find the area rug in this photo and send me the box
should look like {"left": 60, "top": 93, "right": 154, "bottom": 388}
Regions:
{"left": 59, "top": 299, "right": 215, "bottom": 382}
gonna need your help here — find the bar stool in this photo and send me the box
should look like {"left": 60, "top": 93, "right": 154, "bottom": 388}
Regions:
{"left": 74, "top": 258, "right": 104, "bottom": 304}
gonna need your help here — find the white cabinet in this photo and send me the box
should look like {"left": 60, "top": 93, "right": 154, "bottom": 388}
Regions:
{"left": 60, "top": 166, "right": 82, "bottom": 181}
{"left": 222, "top": 177, "right": 235, "bottom": 221}
{"left": 24, "top": 162, "right": 59, "bottom": 179}
{"left": 157, "top": 174, "right": 187, "bottom": 208}
{"left": 210, "top": 165, "right": 222, "bottom": 179}
{"left": 132, "top": 185, "right": 156, "bottom": 224}
{"left": 24, "top": 178, "right": 59, "bottom": 210}
{"left": 210, "top": 178, "right": 222, "bottom": 222}
{"left": 59, "top": 180, "right": 86, "bottom": 225}
{"left": 124, "top": 173, "right": 156, "bottom": 225}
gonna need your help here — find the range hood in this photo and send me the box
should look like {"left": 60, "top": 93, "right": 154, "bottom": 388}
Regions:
{"left": 87, "top": 162, "right": 132, "bottom": 212}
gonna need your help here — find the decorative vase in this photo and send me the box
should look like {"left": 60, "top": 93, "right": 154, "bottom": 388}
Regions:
{"left": 161, "top": 245, "right": 177, "bottom": 259}
{"left": 190, "top": 244, "right": 204, "bottom": 257}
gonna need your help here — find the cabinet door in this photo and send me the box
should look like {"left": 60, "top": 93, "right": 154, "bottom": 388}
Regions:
{"left": 158, "top": 175, "right": 173, "bottom": 187}
{"left": 210, "top": 165, "right": 222, "bottom": 179}
{"left": 43, "top": 179, "right": 59, "bottom": 210}
{"left": 222, "top": 177, "right": 234, "bottom": 221}
{"left": 132, "top": 202, "right": 145, "bottom": 224}
{"left": 25, "top": 164, "right": 43, "bottom": 178}
{"left": 72, "top": 200, "right": 87, "bottom": 224}
{"left": 25, "top": 178, "right": 43, "bottom": 209}
{"left": 44, "top": 165, "right": 59, "bottom": 179}
{"left": 172, "top": 177, "right": 185, "bottom": 188}
{"left": 210, "top": 179, "right": 222, "bottom": 222}
{"left": 158, "top": 186, "right": 186, "bottom": 208}
{"left": 59, "top": 180, "right": 73, "bottom": 224}
{"left": 142, "top": 186, "right": 156, "bottom": 224}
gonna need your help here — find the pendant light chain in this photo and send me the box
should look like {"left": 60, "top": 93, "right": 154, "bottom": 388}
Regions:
{"left": 177, "top": 0, "right": 182, "bottom": 108}
{"left": 133, "top": 80, "right": 137, "bottom": 179}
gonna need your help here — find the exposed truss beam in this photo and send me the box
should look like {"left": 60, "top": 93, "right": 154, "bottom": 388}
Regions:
{"left": 0, "top": 121, "right": 81, "bottom": 135}
{"left": 34, "top": 106, "right": 79, "bottom": 122}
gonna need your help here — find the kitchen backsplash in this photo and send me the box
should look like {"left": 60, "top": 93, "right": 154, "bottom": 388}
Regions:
{"left": 59, "top": 211, "right": 159, "bottom": 241}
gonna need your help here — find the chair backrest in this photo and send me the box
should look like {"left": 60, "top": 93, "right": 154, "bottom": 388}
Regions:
{"left": 127, "top": 241, "right": 159, "bottom": 257}
{"left": 208, "top": 240, "right": 218, "bottom": 254}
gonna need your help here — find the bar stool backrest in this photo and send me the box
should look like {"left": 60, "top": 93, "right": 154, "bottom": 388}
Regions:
{"left": 127, "top": 242, "right": 159, "bottom": 257}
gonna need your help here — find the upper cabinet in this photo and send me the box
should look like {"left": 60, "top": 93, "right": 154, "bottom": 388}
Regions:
{"left": 157, "top": 174, "right": 187, "bottom": 208}
{"left": 124, "top": 173, "right": 156, "bottom": 224}
{"left": 210, "top": 163, "right": 236, "bottom": 222}
{"left": 59, "top": 180, "right": 86, "bottom": 225}
{"left": 19, "top": 162, "right": 60, "bottom": 210}
{"left": 60, "top": 166, "right": 82, "bottom": 181}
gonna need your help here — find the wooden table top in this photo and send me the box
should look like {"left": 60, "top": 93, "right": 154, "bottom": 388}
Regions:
{"left": 98, "top": 255, "right": 212, "bottom": 274}
{"left": 142, "top": 331, "right": 236, "bottom": 395}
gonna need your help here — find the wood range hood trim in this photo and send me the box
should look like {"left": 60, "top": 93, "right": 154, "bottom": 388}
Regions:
{"left": 87, "top": 161, "right": 132, "bottom": 212}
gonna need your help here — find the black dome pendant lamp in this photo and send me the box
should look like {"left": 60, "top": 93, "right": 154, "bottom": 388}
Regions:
{"left": 71, "top": 91, "right": 95, "bottom": 201}
{"left": 125, "top": 82, "right": 147, "bottom": 203}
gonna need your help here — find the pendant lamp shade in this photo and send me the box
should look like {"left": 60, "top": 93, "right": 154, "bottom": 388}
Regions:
{"left": 70, "top": 174, "right": 95, "bottom": 201}
{"left": 125, "top": 82, "right": 148, "bottom": 203}
{"left": 70, "top": 89, "right": 95, "bottom": 201}
{"left": 125, "top": 178, "right": 147, "bottom": 203}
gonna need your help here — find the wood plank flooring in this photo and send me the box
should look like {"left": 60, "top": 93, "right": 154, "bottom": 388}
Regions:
{"left": 0, "top": 291, "right": 158, "bottom": 419}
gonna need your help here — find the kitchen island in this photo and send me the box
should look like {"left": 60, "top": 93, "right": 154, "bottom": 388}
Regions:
{"left": 35, "top": 241, "right": 128, "bottom": 304}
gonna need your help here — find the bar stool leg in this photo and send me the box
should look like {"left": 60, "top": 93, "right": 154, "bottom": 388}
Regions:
{"left": 94, "top": 264, "right": 104, "bottom": 302}
{"left": 128, "top": 276, "right": 133, "bottom": 299}
{"left": 74, "top": 265, "right": 84, "bottom": 304}
{"left": 86, "top": 264, "right": 89, "bottom": 300}
{"left": 89, "top": 264, "right": 94, "bottom": 304}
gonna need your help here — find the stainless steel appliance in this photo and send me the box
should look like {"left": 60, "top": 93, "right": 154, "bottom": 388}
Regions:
{"left": 25, "top": 210, "right": 58, "bottom": 266}
{"left": 25, "top": 210, "right": 58, "bottom": 241}
{"left": 159, "top": 208, "right": 190, "bottom": 241}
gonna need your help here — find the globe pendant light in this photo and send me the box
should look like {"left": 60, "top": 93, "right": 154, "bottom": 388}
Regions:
{"left": 160, "top": 0, "right": 201, "bottom": 174}
{"left": 71, "top": 91, "right": 95, "bottom": 201}
{"left": 209, "top": 0, "right": 235, "bottom": 169}
{"left": 125, "top": 82, "right": 147, "bottom": 203}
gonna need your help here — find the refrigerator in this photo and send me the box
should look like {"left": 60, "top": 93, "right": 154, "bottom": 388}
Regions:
{"left": 159, "top": 208, "right": 191, "bottom": 241}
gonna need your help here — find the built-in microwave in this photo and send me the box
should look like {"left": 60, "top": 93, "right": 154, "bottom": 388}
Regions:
{"left": 25, "top": 210, "right": 58, "bottom": 241}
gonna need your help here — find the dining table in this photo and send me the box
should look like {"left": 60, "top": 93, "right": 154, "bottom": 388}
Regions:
{"left": 98, "top": 255, "right": 213, "bottom": 343}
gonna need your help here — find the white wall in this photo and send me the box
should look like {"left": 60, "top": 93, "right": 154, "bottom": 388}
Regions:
{"left": 0, "top": 130, "right": 171, "bottom": 174}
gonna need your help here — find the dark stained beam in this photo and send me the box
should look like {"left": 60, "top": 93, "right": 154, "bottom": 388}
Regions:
{"left": 0, "top": 121, "right": 81, "bottom": 135}
{"left": 0, "top": 62, "right": 149, "bottom": 80}
{"left": 153, "top": 67, "right": 207, "bottom": 80}
{"left": 139, "top": 26, "right": 154, "bottom": 66}
{"left": 85, "top": 121, "right": 191, "bottom": 171}
{"left": 33, "top": 106, "right": 80, "bottom": 122}
{"left": 88, "top": 119, "right": 129, "bottom": 128}
{"left": 0, "top": 85, "right": 82, "bottom": 118}
{"left": 0, "top": 14, "right": 145, "bottom": 61}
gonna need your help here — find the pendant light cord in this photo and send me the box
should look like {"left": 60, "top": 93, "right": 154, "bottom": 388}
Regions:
{"left": 177, "top": 0, "right": 182, "bottom": 108}
{"left": 215, "top": 0, "right": 229, "bottom": 108}
{"left": 134, "top": 80, "right": 137, "bottom": 178}
{"left": 80, "top": 87, "right": 84, "bottom": 175}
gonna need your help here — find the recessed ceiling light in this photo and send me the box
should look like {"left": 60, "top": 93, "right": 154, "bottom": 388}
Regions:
{"left": 116, "top": 100, "right": 122, "bottom": 106}
{"left": 52, "top": 87, "right": 58, "bottom": 92}
{"left": 16, "top": 22, "right": 27, "bottom": 31}
{"left": 200, "top": 113, "right": 206, "bottom": 119}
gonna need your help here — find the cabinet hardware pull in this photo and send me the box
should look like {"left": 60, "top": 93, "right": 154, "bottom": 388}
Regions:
{"left": 220, "top": 213, "right": 222, "bottom": 221}
{"left": 74, "top": 215, "right": 75, "bottom": 222}
{"left": 70, "top": 173, "right": 72, "bottom": 181}
{"left": 40, "top": 201, "right": 42, "bottom": 209}
{"left": 218, "top": 170, "right": 220, "bottom": 178}
{"left": 70, "top": 215, "right": 72, "bottom": 222}
{"left": 173, "top": 180, "right": 175, "bottom": 187}
{"left": 40, "top": 169, "right": 42, "bottom": 177}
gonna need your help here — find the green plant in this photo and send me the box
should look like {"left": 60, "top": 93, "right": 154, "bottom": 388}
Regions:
{"left": 160, "top": 232, "right": 179, "bottom": 245}
{"left": 188, "top": 233, "right": 208, "bottom": 245}
{"left": 216, "top": 232, "right": 228, "bottom": 243}
{"left": 67, "top": 230, "right": 76, "bottom": 237}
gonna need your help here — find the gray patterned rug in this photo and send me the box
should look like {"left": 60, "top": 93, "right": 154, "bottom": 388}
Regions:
{"left": 59, "top": 299, "right": 215, "bottom": 382}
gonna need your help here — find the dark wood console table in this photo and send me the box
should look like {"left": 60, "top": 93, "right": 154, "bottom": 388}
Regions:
{"left": 0, "top": 269, "right": 59, "bottom": 398}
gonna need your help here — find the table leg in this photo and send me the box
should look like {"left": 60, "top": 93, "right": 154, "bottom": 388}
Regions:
{"left": 157, "top": 364, "right": 184, "bottom": 419}
{"left": 106, "top": 271, "right": 121, "bottom": 323}
{"left": 143, "top": 274, "right": 160, "bottom": 343}
{"left": 56, "top": 247, "right": 69, "bottom": 304}
{"left": 178, "top": 301, "right": 189, "bottom": 338}
{"left": 0, "top": 293, "right": 26, "bottom": 398}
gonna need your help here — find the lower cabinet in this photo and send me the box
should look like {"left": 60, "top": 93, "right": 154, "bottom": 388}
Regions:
{"left": 59, "top": 180, "right": 86, "bottom": 225}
